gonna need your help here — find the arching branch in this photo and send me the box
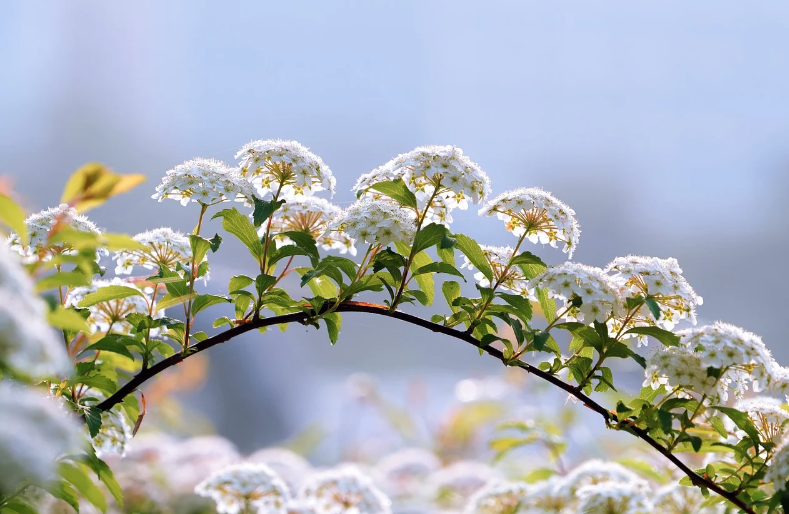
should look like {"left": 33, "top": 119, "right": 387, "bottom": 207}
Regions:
{"left": 96, "top": 301, "right": 755, "bottom": 514}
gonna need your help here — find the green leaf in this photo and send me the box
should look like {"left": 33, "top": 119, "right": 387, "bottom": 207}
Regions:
{"left": 454, "top": 233, "right": 493, "bottom": 282}
{"left": 367, "top": 179, "right": 418, "bottom": 209}
{"left": 0, "top": 193, "right": 27, "bottom": 245}
{"left": 319, "top": 256, "right": 359, "bottom": 280}
{"left": 75, "top": 375, "right": 118, "bottom": 394}
{"left": 189, "top": 234, "right": 212, "bottom": 264}
{"left": 296, "top": 267, "right": 338, "bottom": 298}
{"left": 48, "top": 306, "right": 90, "bottom": 333}
{"left": 209, "top": 233, "right": 222, "bottom": 252}
{"left": 156, "top": 292, "right": 199, "bottom": 311}
{"left": 255, "top": 274, "right": 277, "bottom": 297}
{"left": 645, "top": 297, "right": 661, "bottom": 320}
{"left": 497, "top": 293, "right": 533, "bottom": 322}
{"left": 709, "top": 416, "right": 728, "bottom": 438}
{"left": 510, "top": 251, "right": 547, "bottom": 279}
{"left": 442, "top": 281, "right": 462, "bottom": 313}
{"left": 212, "top": 207, "right": 264, "bottom": 259}
{"left": 397, "top": 243, "right": 434, "bottom": 306}
{"left": 2, "top": 500, "right": 38, "bottom": 514}
{"left": 536, "top": 288, "right": 556, "bottom": 324}
{"left": 323, "top": 313, "right": 341, "bottom": 344}
{"left": 533, "top": 331, "right": 551, "bottom": 352}
{"left": 280, "top": 231, "right": 320, "bottom": 266}
{"left": 372, "top": 248, "right": 406, "bottom": 283}
{"left": 713, "top": 406, "right": 761, "bottom": 450}
{"left": 624, "top": 326, "right": 679, "bottom": 346}
{"left": 84, "top": 453, "right": 123, "bottom": 506}
{"left": 414, "top": 261, "right": 466, "bottom": 280}
{"left": 36, "top": 270, "right": 91, "bottom": 292}
{"left": 252, "top": 197, "right": 285, "bottom": 226}
{"left": 192, "top": 294, "right": 231, "bottom": 315}
{"left": 46, "top": 480, "right": 81, "bottom": 512}
{"left": 229, "top": 274, "right": 254, "bottom": 292}
{"left": 411, "top": 223, "right": 447, "bottom": 255}
{"left": 84, "top": 406, "right": 103, "bottom": 438}
{"left": 78, "top": 285, "right": 144, "bottom": 307}
{"left": 83, "top": 336, "right": 134, "bottom": 360}
{"left": 59, "top": 462, "right": 107, "bottom": 513}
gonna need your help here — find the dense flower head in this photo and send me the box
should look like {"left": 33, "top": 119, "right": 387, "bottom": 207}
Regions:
{"left": 299, "top": 466, "right": 391, "bottom": 514}
{"left": 560, "top": 459, "right": 647, "bottom": 496}
{"left": 374, "top": 448, "right": 441, "bottom": 501}
{"left": 195, "top": 463, "right": 291, "bottom": 514}
{"left": 428, "top": 461, "right": 500, "bottom": 509}
{"left": 463, "top": 480, "right": 529, "bottom": 514}
{"left": 236, "top": 139, "right": 335, "bottom": 199}
{"left": 652, "top": 484, "right": 718, "bottom": 514}
{"left": 767, "top": 363, "right": 789, "bottom": 402}
{"left": 644, "top": 346, "right": 722, "bottom": 398}
{"left": 461, "top": 246, "right": 532, "bottom": 297}
{"left": 766, "top": 436, "right": 789, "bottom": 490}
{"left": 8, "top": 204, "right": 103, "bottom": 261}
{"left": 153, "top": 158, "right": 257, "bottom": 206}
{"left": 605, "top": 256, "right": 703, "bottom": 332}
{"left": 0, "top": 384, "right": 83, "bottom": 494}
{"left": 114, "top": 227, "right": 196, "bottom": 275}
{"left": 576, "top": 481, "right": 652, "bottom": 514}
{"left": 270, "top": 197, "right": 356, "bottom": 256}
{"left": 168, "top": 435, "right": 241, "bottom": 496}
{"left": 91, "top": 407, "right": 134, "bottom": 458}
{"left": 530, "top": 263, "right": 623, "bottom": 323}
{"left": 328, "top": 199, "right": 417, "bottom": 248}
{"left": 66, "top": 277, "right": 162, "bottom": 334}
{"left": 520, "top": 477, "right": 570, "bottom": 514}
{"left": 478, "top": 188, "right": 580, "bottom": 258}
{"left": 0, "top": 242, "right": 70, "bottom": 378}
{"left": 247, "top": 447, "right": 313, "bottom": 491}
{"left": 736, "top": 397, "right": 788, "bottom": 442}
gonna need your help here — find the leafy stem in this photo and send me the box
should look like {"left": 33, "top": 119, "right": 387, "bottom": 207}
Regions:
{"left": 182, "top": 203, "right": 208, "bottom": 354}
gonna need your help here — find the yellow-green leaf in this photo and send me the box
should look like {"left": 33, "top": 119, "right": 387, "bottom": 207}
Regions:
{"left": 0, "top": 193, "right": 27, "bottom": 245}
{"left": 78, "top": 285, "right": 145, "bottom": 307}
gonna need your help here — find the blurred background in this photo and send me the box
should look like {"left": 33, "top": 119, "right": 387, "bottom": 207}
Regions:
{"left": 2, "top": 1, "right": 788, "bottom": 463}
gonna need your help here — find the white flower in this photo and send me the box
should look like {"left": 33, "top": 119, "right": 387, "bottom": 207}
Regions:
{"left": 8, "top": 204, "right": 104, "bottom": 262}
{"left": 114, "top": 227, "right": 195, "bottom": 275}
{"left": 643, "top": 346, "right": 720, "bottom": 398}
{"left": 530, "top": 263, "right": 623, "bottom": 323}
{"left": 576, "top": 481, "right": 652, "bottom": 514}
{"left": 269, "top": 197, "right": 356, "bottom": 256}
{"left": 247, "top": 448, "right": 312, "bottom": 491}
{"left": 354, "top": 145, "right": 491, "bottom": 225}
{"left": 153, "top": 158, "right": 257, "bottom": 206}
{"left": 167, "top": 435, "right": 241, "bottom": 496}
{"left": 328, "top": 199, "right": 417, "bottom": 248}
{"left": 652, "top": 484, "right": 720, "bottom": 514}
{"left": 0, "top": 384, "right": 83, "bottom": 494}
{"left": 299, "top": 466, "right": 391, "bottom": 514}
{"left": 195, "top": 463, "right": 291, "bottom": 514}
{"left": 66, "top": 277, "right": 162, "bottom": 334}
{"left": 0, "top": 242, "right": 70, "bottom": 378}
{"left": 374, "top": 448, "right": 441, "bottom": 501}
{"left": 765, "top": 436, "right": 789, "bottom": 490}
{"left": 461, "top": 245, "right": 533, "bottom": 297}
{"left": 463, "top": 480, "right": 529, "bottom": 514}
{"left": 236, "top": 139, "right": 335, "bottom": 200}
{"left": 90, "top": 407, "right": 134, "bottom": 458}
{"left": 478, "top": 188, "right": 580, "bottom": 258}
{"left": 560, "top": 460, "right": 647, "bottom": 496}
{"left": 605, "top": 256, "right": 703, "bottom": 333}
{"left": 767, "top": 363, "right": 789, "bottom": 402}
{"left": 428, "top": 461, "right": 501, "bottom": 510}
{"left": 736, "top": 397, "right": 789, "bottom": 443}
{"left": 519, "top": 476, "right": 570, "bottom": 513}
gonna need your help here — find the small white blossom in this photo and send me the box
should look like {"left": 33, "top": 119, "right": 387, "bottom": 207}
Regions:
{"left": 269, "top": 197, "right": 356, "bottom": 256}
{"left": 236, "top": 140, "right": 335, "bottom": 200}
{"left": 195, "top": 463, "right": 291, "bottom": 514}
{"left": 464, "top": 480, "right": 529, "bottom": 514}
{"left": 766, "top": 436, "right": 789, "bottom": 490}
{"left": 328, "top": 200, "right": 417, "bottom": 248}
{"left": 0, "top": 384, "right": 83, "bottom": 494}
{"left": 606, "top": 256, "right": 703, "bottom": 334}
{"left": 576, "top": 481, "right": 652, "bottom": 514}
{"left": 478, "top": 188, "right": 580, "bottom": 258}
{"left": 114, "top": 227, "right": 195, "bottom": 275}
{"left": 91, "top": 407, "right": 134, "bottom": 458}
{"left": 8, "top": 204, "right": 104, "bottom": 262}
{"left": 461, "top": 246, "right": 533, "bottom": 297}
{"left": 66, "top": 277, "right": 162, "bottom": 334}
{"left": 530, "top": 263, "right": 623, "bottom": 323}
{"left": 643, "top": 346, "right": 720, "bottom": 398}
{"left": 153, "top": 158, "right": 257, "bottom": 206}
{"left": 0, "top": 243, "right": 70, "bottom": 378}
{"left": 299, "top": 466, "right": 391, "bottom": 514}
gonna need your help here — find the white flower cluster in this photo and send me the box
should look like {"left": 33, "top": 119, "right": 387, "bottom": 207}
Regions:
{"left": 531, "top": 263, "right": 622, "bottom": 323}
{"left": 652, "top": 484, "right": 722, "bottom": 514}
{"left": 153, "top": 158, "right": 257, "bottom": 206}
{"left": 8, "top": 204, "right": 103, "bottom": 261}
{"left": 299, "top": 466, "right": 391, "bottom": 514}
{"left": 270, "top": 197, "right": 356, "bottom": 256}
{"left": 354, "top": 145, "right": 491, "bottom": 225}
{"left": 66, "top": 277, "right": 162, "bottom": 334}
{"left": 91, "top": 407, "right": 134, "bottom": 458}
{"left": 766, "top": 437, "right": 789, "bottom": 490}
{"left": 737, "top": 397, "right": 789, "bottom": 442}
{"left": 236, "top": 139, "right": 335, "bottom": 199}
{"left": 373, "top": 448, "right": 440, "bottom": 503}
{"left": 464, "top": 480, "right": 528, "bottom": 514}
{"left": 461, "top": 246, "right": 532, "bottom": 297}
{"left": 479, "top": 188, "right": 580, "bottom": 258}
{"left": 428, "top": 461, "right": 502, "bottom": 510}
{"left": 196, "top": 463, "right": 291, "bottom": 514}
{"left": 605, "top": 256, "right": 703, "bottom": 331}
{"left": 0, "top": 384, "right": 83, "bottom": 494}
{"left": 328, "top": 199, "right": 417, "bottom": 248}
{"left": 559, "top": 459, "right": 649, "bottom": 495}
{"left": 577, "top": 481, "right": 652, "bottom": 514}
{"left": 114, "top": 227, "right": 195, "bottom": 275}
{"left": 0, "top": 242, "right": 70, "bottom": 378}
{"left": 644, "top": 322, "right": 776, "bottom": 402}
{"left": 768, "top": 364, "right": 789, "bottom": 402}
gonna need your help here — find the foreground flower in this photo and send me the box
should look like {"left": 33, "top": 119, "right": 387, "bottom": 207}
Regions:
{"left": 0, "top": 384, "right": 83, "bottom": 494}
{"left": 652, "top": 484, "right": 713, "bottom": 514}
{"left": 478, "top": 188, "right": 580, "bottom": 258}
{"left": 560, "top": 460, "right": 647, "bottom": 495}
{"left": 299, "top": 466, "right": 391, "bottom": 514}
{"left": 737, "top": 397, "right": 789, "bottom": 443}
{"left": 644, "top": 346, "right": 719, "bottom": 397}
{"left": 114, "top": 227, "right": 195, "bottom": 275}
{"left": 90, "top": 406, "right": 134, "bottom": 458}
{"left": 605, "top": 256, "right": 703, "bottom": 331}
{"left": 66, "top": 277, "right": 162, "bottom": 334}
{"left": 461, "top": 246, "right": 532, "bottom": 297}
{"left": 328, "top": 200, "right": 417, "bottom": 248}
{"left": 196, "top": 463, "right": 291, "bottom": 514}
{"left": 765, "top": 437, "right": 789, "bottom": 490}
{"left": 0, "top": 242, "right": 70, "bottom": 378}
{"left": 269, "top": 197, "right": 356, "bottom": 256}
{"left": 464, "top": 480, "right": 529, "bottom": 514}
{"left": 153, "top": 158, "right": 256, "bottom": 206}
{"left": 8, "top": 204, "right": 103, "bottom": 262}
{"left": 576, "top": 481, "right": 652, "bottom": 514}
{"left": 530, "top": 263, "right": 622, "bottom": 323}
{"left": 236, "top": 139, "right": 335, "bottom": 199}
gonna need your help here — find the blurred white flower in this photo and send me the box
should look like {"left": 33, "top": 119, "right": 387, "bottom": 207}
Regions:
{"left": 90, "top": 407, "right": 134, "bottom": 458}
{"left": 153, "top": 157, "right": 256, "bottom": 206}
{"left": 168, "top": 435, "right": 241, "bottom": 496}
{"left": 766, "top": 435, "right": 789, "bottom": 490}
{"left": 299, "top": 466, "right": 391, "bottom": 514}
{"left": 236, "top": 139, "right": 335, "bottom": 200}
{"left": 463, "top": 480, "right": 529, "bottom": 514}
{"left": 560, "top": 460, "right": 647, "bottom": 496}
{"left": 329, "top": 200, "right": 417, "bottom": 248}
{"left": 530, "top": 263, "right": 623, "bottom": 323}
{"left": 247, "top": 447, "right": 313, "bottom": 492}
{"left": 8, "top": 204, "right": 104, "bottom": 262}
{"left": 114, "top": 227, "right": 195, "bottom": 275}
{"left": 428, "top": 461, "right": 501, "bottom": 510}
{"left": 195, "top": 462, "right": 291, "bottom": 514}
{"left": 374, "top": 448, "right": 441, "bottom": 501}
{"left": 576, "top": 481, "right": 652, "bottom": 514}
{"left": 478, "top": 188, "right": 580, "bottom": 258}
{"left": 652, "top": 483, "right": 722, "bottom": 514}
{"left": 0, "top": 384, "right": 83, "bottom": 494}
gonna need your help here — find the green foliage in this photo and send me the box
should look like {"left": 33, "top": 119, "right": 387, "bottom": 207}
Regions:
{"left": 366, "top": 179, "right": 417, "bottom": 209}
